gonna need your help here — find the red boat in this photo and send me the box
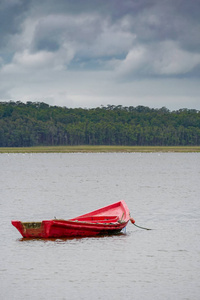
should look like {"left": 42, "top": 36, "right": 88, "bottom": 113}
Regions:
{"left": 11, "top": 200, "right": 132, "bottom": 238}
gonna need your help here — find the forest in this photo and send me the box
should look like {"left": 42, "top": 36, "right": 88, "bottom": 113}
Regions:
{"left": 0, "top": 101, "right": 200, "bottom": 147}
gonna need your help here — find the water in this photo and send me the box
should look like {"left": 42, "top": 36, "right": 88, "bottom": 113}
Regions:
{"left": 1, "top": 153, "right": 200, "bottom": 300}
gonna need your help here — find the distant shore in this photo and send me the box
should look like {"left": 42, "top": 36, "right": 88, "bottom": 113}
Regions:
{"left": 0, "top": 145, "right": 200, "bottom": 153}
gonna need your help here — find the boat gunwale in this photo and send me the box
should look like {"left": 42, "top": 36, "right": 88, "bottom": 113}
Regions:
{"left": 52, "top": 219, "right": 128, "bottom": 229}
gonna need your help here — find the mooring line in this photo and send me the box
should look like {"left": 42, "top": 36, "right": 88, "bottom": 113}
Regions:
{"left": 130, "top": 217, "right": 152, "bottom": 230}
{"left": 133, "top": 223, "right": 152, "bottom": 230}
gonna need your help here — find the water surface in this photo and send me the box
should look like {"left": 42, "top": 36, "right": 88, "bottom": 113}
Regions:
{"left": 1, "top": 153, "right": 200, "bottom": 299}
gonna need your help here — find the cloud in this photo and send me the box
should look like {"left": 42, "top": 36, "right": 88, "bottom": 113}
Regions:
{"left": 2, "top": 46, "right": 74, "bottom": 74}
{"left": 29, "top": 13, "right": 135, "bottom": 66}
{"left": 115, "top": 41, "right": 200, "bottom": 78}
{"left": 0, "top": 0, "right": 30, "bottom": 48}
{"left": 31, "top": 14, "right": 102, "bottom": 52}
{"left": 1, "top": 0, "right": 200, "bottom": 73}
{"left": 0, "top": 0, "right": 200, "bottom": 110}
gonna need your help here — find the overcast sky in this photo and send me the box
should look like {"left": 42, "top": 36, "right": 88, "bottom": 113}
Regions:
{"left": 0, "top": 0, "right": 200, "bottom": 110}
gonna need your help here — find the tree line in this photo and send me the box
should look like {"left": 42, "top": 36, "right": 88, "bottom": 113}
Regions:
{"left": 0, "top": 101, "right": 200, "bottom": 147}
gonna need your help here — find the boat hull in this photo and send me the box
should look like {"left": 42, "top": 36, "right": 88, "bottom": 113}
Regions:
{"left": 11, "top": 200, "right": 130, "bottom": 238}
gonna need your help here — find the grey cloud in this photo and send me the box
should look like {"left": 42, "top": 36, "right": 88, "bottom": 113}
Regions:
{"left": 123, "top": 1, "right": 200, "bottom": 52}
{"left": 0, "top": 0, "right": 200, "bottom": 110}
{"left": 1, "top": 0, "right": 200, "bottom": 61}
{"left": 2, "top": 0, "right": 200, "bottom": 48}
{"left": 0, "top": 89, "right": 11, "bottom": 99}
{"left": 0, "top": 0, "right": 30, "bottom": 48}
{"left": 30, "top": 13, "right": 134, "bottom": 68}
{"left": 28, "top": 0, "right": 152, "bottom": 17}
{"left": 31, "top": 14, "right": 103, "bottom": 53}
{"left": 112, "top": 38, "right": 200, "bottom": 80}
{"left": 30, "top": 1, "right": 200, "bottom": 61}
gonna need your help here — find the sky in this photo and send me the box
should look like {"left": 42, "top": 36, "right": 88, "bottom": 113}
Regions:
{"left": 0, "top": 0, "right": 200, "bottom": 110}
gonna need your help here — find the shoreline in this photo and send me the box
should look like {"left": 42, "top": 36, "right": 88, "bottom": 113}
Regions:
{"left": 0, "top": 145, "right": 200, "bottom": 153}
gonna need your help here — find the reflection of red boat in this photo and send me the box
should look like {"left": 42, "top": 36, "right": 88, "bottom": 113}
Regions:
{"left": 11, "top": 200, "right": 131, "bottom": 238}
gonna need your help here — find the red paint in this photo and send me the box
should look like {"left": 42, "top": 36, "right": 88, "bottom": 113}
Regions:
{"left": 11, "top": 200, "right": 131, "bottom": 238}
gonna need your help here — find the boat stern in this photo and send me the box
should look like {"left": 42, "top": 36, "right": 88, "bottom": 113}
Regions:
{"left": 11, "top": 220, "right": 51, "bottom": 238}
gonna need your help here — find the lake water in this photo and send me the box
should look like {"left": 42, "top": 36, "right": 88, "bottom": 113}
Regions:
{"left": 1, "top": 153, "right": 200, "bottom": 300}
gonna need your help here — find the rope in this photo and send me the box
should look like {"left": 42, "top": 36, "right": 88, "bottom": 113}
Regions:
{"left": 133, "top": 223, "right": 152, "bottom": 230}
{"left": 130, "top": 217, "right": 152, "bottom": 230}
